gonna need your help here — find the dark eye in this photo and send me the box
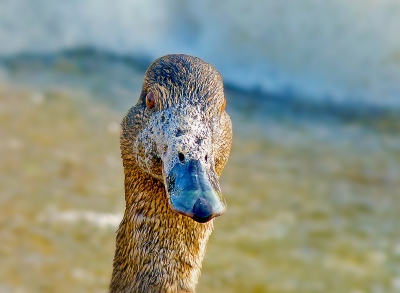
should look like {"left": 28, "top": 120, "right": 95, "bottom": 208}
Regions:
{"left": 146, "top": 91, "right": 155, "bottom": 109}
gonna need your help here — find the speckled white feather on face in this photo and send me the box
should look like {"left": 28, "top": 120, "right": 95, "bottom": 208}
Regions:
{"left": 135, "top": 104, "right": 219, "bottom": 191}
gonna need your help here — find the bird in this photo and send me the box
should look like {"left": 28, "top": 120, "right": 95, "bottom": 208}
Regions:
{"left": 109, "top": 54, "right": 232, "bottom": 293}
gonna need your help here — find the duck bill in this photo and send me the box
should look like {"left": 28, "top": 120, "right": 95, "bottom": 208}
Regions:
{"left": 165, "top": 160, "right": 226, "bottom": 223}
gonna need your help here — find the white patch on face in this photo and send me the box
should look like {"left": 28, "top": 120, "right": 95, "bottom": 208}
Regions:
{"left": 134, "top": 105, "right": 215, "bottom": 182}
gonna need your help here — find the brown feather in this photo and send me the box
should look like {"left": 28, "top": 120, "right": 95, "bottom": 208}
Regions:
{"left": 109, "top": 54, "right": 232, "bottom": 293}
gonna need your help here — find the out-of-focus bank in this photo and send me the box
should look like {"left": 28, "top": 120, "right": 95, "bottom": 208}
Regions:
{"left": 1, "top": 52, "right": 400, "bottom": 293}
{"left": 1, "top": 0, "right": 400, "bottom": 106}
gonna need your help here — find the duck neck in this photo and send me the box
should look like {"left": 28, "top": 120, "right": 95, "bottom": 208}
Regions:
{"left": 110, "top": 168, "right": 214, "bottom": 293}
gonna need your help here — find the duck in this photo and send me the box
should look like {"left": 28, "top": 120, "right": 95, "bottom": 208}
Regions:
{"left": 109, "top": 54, "right": 232, "bottom": 293}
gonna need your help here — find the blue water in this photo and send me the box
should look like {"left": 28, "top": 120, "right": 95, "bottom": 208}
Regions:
{"left": 1, "top": 0, "right": 400, "bottom": 107}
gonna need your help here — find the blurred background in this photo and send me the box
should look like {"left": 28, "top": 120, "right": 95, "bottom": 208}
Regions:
{"left": 1, "top": 0, "right": 400, "bottom": 292}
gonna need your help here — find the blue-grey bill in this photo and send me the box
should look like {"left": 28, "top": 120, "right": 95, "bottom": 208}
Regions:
{"left": 166, "top": 159, "right": 226, "bottom": 223}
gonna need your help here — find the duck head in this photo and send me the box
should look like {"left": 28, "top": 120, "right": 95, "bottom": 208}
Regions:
{"left": 122, "top": 54, "right": 232, "bottom": 223}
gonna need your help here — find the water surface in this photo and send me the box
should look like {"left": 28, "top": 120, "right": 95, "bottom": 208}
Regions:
{"left": 1, "top": 55, "right": 399, "bottom": 293}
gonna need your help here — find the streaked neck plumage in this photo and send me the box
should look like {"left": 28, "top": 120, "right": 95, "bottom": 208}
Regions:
{"left": 109, "top": 165, "right": 213, "bottom": 293}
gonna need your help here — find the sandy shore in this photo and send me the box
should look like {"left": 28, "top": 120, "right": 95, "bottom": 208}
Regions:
{"left": 1, "top": 57, "right": 400, "bottom": 292}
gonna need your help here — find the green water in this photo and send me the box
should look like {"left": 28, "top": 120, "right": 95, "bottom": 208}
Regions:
{"left": 1, "top": 57, "right": 400, "bottom": 293}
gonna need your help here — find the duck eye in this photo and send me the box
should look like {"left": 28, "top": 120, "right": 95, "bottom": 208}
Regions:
{"left": 221, "top": 98, "right": 226, "bottom": 112}
{"left": 146, "top": 91, "right": 155, "bottom": 109}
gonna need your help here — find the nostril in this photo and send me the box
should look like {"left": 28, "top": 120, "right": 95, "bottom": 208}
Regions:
{"left": 178, "top": 153, "right": 185, "bottom": 163}
{"left": 205, "top": 154, "right": 208, "bottom": 162}
{"left": 176, "top": 129, "right": 184, "bottom": 137}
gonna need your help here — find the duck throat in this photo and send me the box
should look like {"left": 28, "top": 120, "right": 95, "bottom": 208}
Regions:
{"left": 110, "top": 173, "right": 214, "bottom": 293}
